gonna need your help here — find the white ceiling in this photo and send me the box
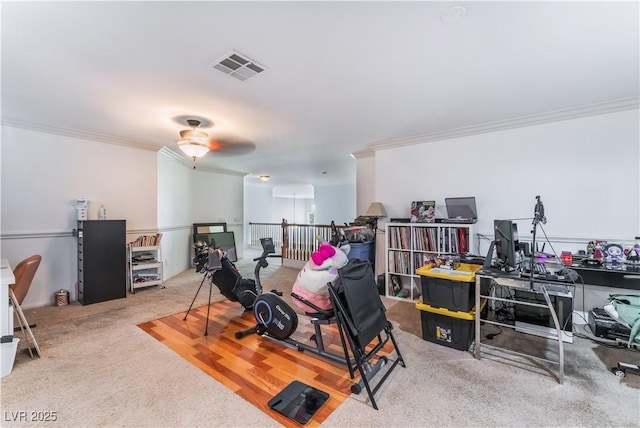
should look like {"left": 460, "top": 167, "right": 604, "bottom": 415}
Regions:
{"left": 2, "top": 1, "right": 638, "bottom": 186}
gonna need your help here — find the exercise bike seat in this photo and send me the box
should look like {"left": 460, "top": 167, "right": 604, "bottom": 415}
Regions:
{"left": 305, "top": 311, "right": 333, "bottom": 321}
{"left": 291, "top": 291, "right": 334, "bottom": 320}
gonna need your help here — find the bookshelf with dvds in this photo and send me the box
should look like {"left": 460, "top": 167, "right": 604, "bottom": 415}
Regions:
{"left": 385, "top": 222, "right": 474, "bottom": 301}
{"left": 128, "top": 234, "right": 164, "bottom": 293}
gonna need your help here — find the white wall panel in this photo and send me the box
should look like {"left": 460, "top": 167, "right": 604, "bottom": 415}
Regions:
{"left": 1, "top": 127, "right": 156, "bottom": 231}
{"left": 375, "top": 109, "right": 639, "bottom": 251}
{"left": 1, "top": 126, "right": 157, "bottom": 307}
{"left": 356, "top": 156, "right": 375, "bottom": 216}
{"left": 314, "top": 183, "right": 355, "bottom": 225}
{"left": 369, "top": 109, "right": 640, "bottom": 313}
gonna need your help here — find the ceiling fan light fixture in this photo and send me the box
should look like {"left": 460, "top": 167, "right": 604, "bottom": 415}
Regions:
{"left": 179, "top": 129, "right": 209, "bottom": 143}
{"left": 177, "top": 118, "right": 210, "bottom": 159}
{"left": 178, "top": 140, "right": 210, "bottom": 158}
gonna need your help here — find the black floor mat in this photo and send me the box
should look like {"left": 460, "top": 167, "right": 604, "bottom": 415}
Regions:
{"left": 268, "top": 380, "right": 330, "bottom": 425}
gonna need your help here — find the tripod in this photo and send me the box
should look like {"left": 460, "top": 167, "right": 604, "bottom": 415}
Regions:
{"left": 529, "top": 195, "right": 546, "bottom": 290}
{"left": 183, "top": 249, "right": 223, "bottom": 336}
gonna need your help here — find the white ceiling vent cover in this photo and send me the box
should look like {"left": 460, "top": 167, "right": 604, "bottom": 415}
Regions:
{"left": 211, "top": 51, "right": 266, "bottom": 81}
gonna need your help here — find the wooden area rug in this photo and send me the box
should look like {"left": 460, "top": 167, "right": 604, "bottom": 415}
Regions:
{"left": 139, "top": 300, "right": 366, "bottom": 427}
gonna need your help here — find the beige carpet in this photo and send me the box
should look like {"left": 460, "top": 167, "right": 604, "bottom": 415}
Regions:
{"left": 1, "top": 252, "right": 639, "bottom": 427}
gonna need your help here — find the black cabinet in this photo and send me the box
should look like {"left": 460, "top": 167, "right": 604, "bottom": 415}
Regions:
{"left": 77, "top": 220, "right": 126, "bottom": 305}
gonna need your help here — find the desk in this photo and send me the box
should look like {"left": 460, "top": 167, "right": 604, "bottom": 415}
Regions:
{"left": 571, "top": 263, "right": 640, "bottom": 290}
{"left": 1, "top": 258, "right": 15, "bottom": 338}
{"left": 474, "top": 270, "right": 567, "bottom": 384}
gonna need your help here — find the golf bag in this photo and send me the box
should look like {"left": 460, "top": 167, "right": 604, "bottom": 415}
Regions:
{"left": 194, "top": 248, "right": 258, "bottom": 309}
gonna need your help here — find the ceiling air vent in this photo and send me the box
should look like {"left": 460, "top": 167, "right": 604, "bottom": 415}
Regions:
{"left": 211, "top": 51, "right": 265, "bottom": 81}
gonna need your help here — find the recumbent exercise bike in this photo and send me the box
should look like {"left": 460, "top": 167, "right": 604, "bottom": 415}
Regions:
{"left": 235, "top": 238, "right": 351, "bottom": 365}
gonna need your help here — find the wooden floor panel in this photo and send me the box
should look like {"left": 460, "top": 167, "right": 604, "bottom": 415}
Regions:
{"left": 137, "top": 299, "right": 385, "bottom": 427}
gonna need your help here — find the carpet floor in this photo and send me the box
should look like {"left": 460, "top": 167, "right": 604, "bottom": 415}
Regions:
{"left": 1, "top": 251, "right": 638, "bottom": 427}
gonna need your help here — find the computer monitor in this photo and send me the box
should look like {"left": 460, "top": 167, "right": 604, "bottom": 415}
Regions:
{"left": 492, "top": 219, "right": 519, "bottom": 271}
{"left": 195, "top": 231, "right": 238, "bottom": 262}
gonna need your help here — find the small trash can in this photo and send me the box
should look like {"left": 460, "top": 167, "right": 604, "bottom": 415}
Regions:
{"left": 55, "top": 289, "right": 69, "bottom": 306}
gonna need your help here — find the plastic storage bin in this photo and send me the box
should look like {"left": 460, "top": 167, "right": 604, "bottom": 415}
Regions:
{"left": 416, "top": 263, "right": 482, "bottom": 312}
{"left": 415, "top": 300, "right": 484, "bottom": 351}
{"left": 347, "top": 241, "right": 374, "bottom": 262}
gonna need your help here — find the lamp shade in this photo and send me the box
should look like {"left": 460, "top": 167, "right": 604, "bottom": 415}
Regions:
{"left": 365, "top": 202, "right": 386, "bottom": 218}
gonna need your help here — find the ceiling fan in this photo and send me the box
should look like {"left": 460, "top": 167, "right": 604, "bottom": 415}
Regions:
{"left": 174, "top": 116, "right": 258, "bottom": 172}
{"left": 177, "top": 119, "right": 210, "bottom": 160}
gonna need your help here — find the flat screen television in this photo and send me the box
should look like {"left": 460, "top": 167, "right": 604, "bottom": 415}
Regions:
{"left": 193, "top": 223, "right": 228, "bottom": 260}
{"left": 194, "top": 231, "right": 238, "bottom": 262}
{"left": 493, "top": 219, "right": 519, "bottom": 271}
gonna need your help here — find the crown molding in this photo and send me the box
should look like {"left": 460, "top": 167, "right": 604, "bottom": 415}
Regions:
{"left": 1, "top": 117, "right": 161, "bottom": 151}
{"left": 2, "top": 117, "right": 249, "bottom": 177}
{"left": 369, "top": 96, "right": 640, "bottom": 151}
{"left": 351, "top": 148, "right": 375, "bottom": 159}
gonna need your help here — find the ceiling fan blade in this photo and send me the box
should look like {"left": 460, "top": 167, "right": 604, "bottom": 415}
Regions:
{"left": 205, "top": 136, "right": 256, "bottom": 157}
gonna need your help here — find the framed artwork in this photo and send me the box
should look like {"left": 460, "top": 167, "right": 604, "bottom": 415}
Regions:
{"left": 410, "top": 201, "right": 436, "bottom": 223}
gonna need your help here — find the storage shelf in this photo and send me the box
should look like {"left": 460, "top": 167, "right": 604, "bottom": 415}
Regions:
{"left": 132, "top": 279, "right": 163, "bottom": 287}
{"left": 131, "top": 262, "right": 162, "bottom": 270}
{"left": 385, "top": 222, "right": 474, "bottom": 302}
{"left": 128, "top": 244, "right": 164, "bottom": 293}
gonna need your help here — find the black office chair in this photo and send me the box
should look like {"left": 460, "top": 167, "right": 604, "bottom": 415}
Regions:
{"left": 328, "top": 259, "right": 406, "bottom": 410}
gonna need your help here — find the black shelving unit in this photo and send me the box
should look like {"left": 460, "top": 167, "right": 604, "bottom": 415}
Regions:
{"left": 77, "top": 220, "right": 126, "bottom": 305}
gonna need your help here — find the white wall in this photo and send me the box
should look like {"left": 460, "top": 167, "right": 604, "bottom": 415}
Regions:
{"left": 356, "top": 154, "right": 386, "bottom": 275}
{"left": 375, "top": 109, "right": 639, "bottom": 247}
{"left": 157, "top": 152, "right": 193, "bottom": 278}
{"left": 314, "top": 183, "right": 356, "bottom": 225}
{"left": 368, "top": 109, "right": 640, "bottom": 313}
{"left": 190, "top": 168, "right": 245, "bottom": 259}
{"left": 0, "top": 127, "right": 247, "bottom": 308}
{"left": 244, "top": 184, "right": 356, "bottom": 227}
{"left": 243, "top": 183, "right": 274, "bottom": 221}
{"left": 243, "top": 182, "right": 275, "bottom": 246}
{"left": 272, "top": 196, "right": 313, "bottom": 224}
{"left": 157, "top": 153, "right": 246, "bottom": 274}
{"left": 356, "top": 155, "right": 376, "bottom": 216}
{"left": 1, "top": 126, "right": 157, "bottom": 307}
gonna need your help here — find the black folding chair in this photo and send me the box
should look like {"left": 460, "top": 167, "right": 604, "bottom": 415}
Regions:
{"left": 328, "top": 259, "right": 406, "bottom": 410}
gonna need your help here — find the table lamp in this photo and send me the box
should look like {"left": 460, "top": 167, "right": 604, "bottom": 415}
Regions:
{"left": 365, "top": 202, "right": 387, "bottom": 235}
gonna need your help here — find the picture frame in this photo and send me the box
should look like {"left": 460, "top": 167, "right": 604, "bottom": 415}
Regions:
{"left": 410, "top": 201, "right": 436, "bottom": 223}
